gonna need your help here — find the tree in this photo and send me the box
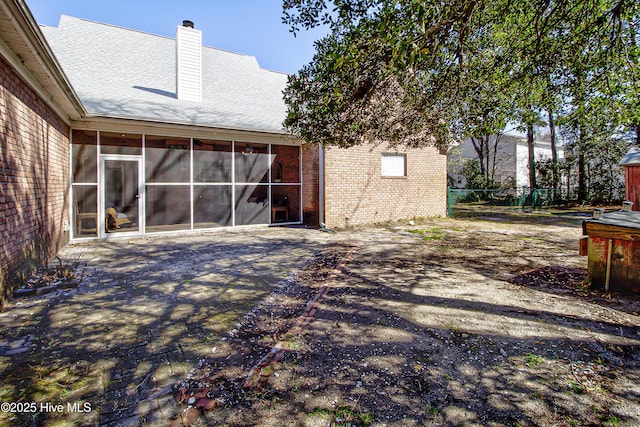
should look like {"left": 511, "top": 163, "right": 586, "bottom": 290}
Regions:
{"left": 562, "top": 132, "right": 629, "bottom": 203}
{"left": 282, "top": 0, "right": 639, "bottom": 158}
{"left": 456, "top": 60, "right": 512, "bottom": 188}
{"left": 461, "top": 158, "right": 486, "bottom": 190}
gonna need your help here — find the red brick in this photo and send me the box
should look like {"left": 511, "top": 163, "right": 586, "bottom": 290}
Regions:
{"left": 0, "top": 54, "right": 70, "bottom": 305}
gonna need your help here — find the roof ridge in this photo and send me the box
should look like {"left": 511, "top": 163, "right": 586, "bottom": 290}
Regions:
{"left": 57, "top": 14, "right": 174, "bottom": 42}
{"left": 54, "top": 15, "right": 288, "bottom": 75}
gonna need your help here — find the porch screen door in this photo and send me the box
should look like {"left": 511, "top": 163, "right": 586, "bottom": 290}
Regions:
{"left": 101, "top": 157, "right": 142, "bottom": 235}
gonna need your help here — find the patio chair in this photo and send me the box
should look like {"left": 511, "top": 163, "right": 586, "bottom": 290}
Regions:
{"left": 105, "top": 207, "right": 133, "bottom": 230}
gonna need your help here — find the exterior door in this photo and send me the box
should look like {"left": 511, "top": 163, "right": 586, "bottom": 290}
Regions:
{"left": 100, "top": 157, "right": 142, "bottom": 236}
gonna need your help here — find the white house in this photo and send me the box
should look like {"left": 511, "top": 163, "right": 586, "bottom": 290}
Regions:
{"left": 448, "top": 133, "right": 565, "bottom": 189}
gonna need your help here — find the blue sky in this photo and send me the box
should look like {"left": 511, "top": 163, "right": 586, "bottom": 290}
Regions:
{"left": 25, "top": 0, "right": 327, "bottom": 75}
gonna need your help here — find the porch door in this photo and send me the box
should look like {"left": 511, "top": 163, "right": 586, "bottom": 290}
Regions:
{"left": 100, "top": 157, "right": 142, "bottom": 236}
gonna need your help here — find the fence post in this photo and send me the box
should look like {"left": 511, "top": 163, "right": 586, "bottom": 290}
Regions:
{"left": 447, "top": 187, "right": 451, "bottom": 217}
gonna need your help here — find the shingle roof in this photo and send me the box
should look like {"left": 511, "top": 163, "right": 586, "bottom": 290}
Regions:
{"left": 584, "top": 210, "right": 640, "bottom": 231}
{"left": 40, "top": 15, "right": 289, "bottom": 134}
{"left": 620, "top": 147, "right": 640, "bottom": 166}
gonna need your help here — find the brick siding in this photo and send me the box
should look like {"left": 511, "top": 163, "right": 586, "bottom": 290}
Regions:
{"left": 322, "top": 144, "right": 446, "bottom": 229}
{"left": 301, "top": 145, "right": 320, "bottom": 226}
{"left": 0, "top": 54, "right": 70, "bottom": 306}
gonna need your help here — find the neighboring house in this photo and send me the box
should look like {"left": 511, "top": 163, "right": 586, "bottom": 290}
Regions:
{"left": 448, "top": 134, "right": 565, "bottom": 189}
{"left": 0, "top": 0, "right": 447, "bottom": 302}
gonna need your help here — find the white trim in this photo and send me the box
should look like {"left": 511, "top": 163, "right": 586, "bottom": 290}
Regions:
{"left": 100, "top": 155, "right": 143, "bottom": 238}
{"left": 319, "top": 146, "right": 325, "bottom": 227}
{"left": 70, "top": 131, "right": 303, "bottom": 240}
{"left": 0, "top": 37, "right": 72, "bottom": 123}
{"left": 70, "top": 119, "right": 301, "bottom": 145}
{"left": 141, "top": 133, "right": 146, "bottom": 233}
{"left": 68, "top": 130, "right": 74, "bottom": 238}
{"left": 381, "top": 153, "right": 407, "bottom": 177}
{"left": 231, "top": 140, "right": 236, "bottom": 227}
{"left": 268, "top": 143, "right": 273, "bottom": 224}
{"left": 190, "top": 137, "right": 194, "bottom": 230}
{"left": 299, "top": 145, "right": 303, "bottom": 225}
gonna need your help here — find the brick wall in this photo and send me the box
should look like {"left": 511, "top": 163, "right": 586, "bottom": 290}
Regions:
{"left": 323, "top": 143, "right": 447, "bottom": 229}
{"left": 301, "top": 145, "right": 320, "bottom": 226}
{"left": 0, "top": 54, "right": 71, "bottom": 306}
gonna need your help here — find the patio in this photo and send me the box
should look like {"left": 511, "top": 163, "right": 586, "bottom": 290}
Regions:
{"left": 0, "top": 226, "right": 331, "bottom": 426}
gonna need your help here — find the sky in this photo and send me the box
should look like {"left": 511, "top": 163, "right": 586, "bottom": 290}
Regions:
{"left": 24, "top": 0, "right": 328, "bottom": 75}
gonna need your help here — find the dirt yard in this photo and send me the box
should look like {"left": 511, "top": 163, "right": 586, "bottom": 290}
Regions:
{"left": 178, "top": 212, "right": 640, "bottom": 427}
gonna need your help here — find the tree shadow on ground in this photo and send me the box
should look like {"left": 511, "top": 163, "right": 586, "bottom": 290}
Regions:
{"left": 0, "top": 230, "right": 326, "bottom": 426}
{"left": 196, "top": 225, "right": 640, "bottom": 426}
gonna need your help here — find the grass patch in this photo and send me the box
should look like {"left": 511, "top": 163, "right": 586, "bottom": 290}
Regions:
{"left": 210, "top": 312, "right": 238, "bottom": 329}
{"left": 603, "top": 415, "right": 621, "bottom": 426}
{"left": 566, "top": 379, "right": 585, "bottom": 394}
{"left": 446, "top": 323, "right": 461, "bottom": 333}
{"left": 525, "top": 353, "right": 543, "bottom": 368}
{"left": 307, "top": 405, "right": 372, "bottom": 426}
{"left": 306, "top": 407, "right": 333, "bottom": 420}
{"left": 408, "top": 228, "right": 445, "bottom": 241}
{"left": 281, "top": 333, "right": 305, "bottom": 351}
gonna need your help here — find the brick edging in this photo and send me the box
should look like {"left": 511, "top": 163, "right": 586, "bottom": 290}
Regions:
{"left": 243, "top": 245, "right": 358, "bottom": 390}
{"left": 168, "top": 245, "right": 358, "bottom": 426}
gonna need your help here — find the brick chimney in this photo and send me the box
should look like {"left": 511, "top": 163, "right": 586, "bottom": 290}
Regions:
{"left": 176, "top": 20, "right": 202, "bottom": 102}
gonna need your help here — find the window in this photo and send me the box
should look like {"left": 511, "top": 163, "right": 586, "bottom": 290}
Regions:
{"left": 71, "top": 130, "right": 98, "bottom": 237}
{"left": 381, "top": 153, "right": 407, "bottom": 177}
{"left": 234, "top": 142, "right": 269, "bottom": 183}
{"left": 100, "top": 132, "right": 142, "bottom": 155}
{"left": 145, "top": 135, "right": 190, "bottom": 183}
{"left": 194, "top": 139, "right": 232, "bottom": 183}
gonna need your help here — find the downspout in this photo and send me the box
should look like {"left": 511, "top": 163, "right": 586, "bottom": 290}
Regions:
{"left": 319, "top": 146, "right": 325, "bottom": 227}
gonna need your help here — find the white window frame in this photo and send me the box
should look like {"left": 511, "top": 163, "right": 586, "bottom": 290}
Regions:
{"left": 381, "top": 153, "right": 407, "bottom": 177}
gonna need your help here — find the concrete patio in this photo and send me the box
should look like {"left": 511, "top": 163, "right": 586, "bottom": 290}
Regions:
{"left": 0, "top": 226, "right": 332, "bottom": 426}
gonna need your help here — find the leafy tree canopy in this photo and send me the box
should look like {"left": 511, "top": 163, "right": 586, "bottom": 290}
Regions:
{"left": 282, "top": 0, "right": 639, "bottom": 149}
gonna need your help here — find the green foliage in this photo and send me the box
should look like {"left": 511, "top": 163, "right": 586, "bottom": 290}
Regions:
{"left": 461, "top": 159, "right": 487, "bottom": 189}
{"left": 282, "top": 0, "right": 639, "bottom": 161}
{"left": 408, "top": 227, "right": 445, "bottom": 240}
{"left": 525, "top": 353, "right": 543, "bottom": 368}
{"left": 563, "top": 134, "right": 630, "bottom": 203}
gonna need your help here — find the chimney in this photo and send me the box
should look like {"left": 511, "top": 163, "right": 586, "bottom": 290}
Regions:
{"left": 176, "top": 20, "right": 202, "bottom": 101}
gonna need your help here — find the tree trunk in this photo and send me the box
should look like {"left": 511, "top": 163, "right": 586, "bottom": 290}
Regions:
{"left": 577, "top": 129, "right": 588, "bottom": 202}
{"left": 491, "top": 134, "right": 501, "bottom": 186}
{"left": 527, "top": 121, "right": 536, "bottom": 196}
{"left": 548, "top": 109, "right": 558, "bottom": 199}
{"left": 470, "top": 137, "right": 486, "bottom": 181}
{"left": 482, "top": 135, "right": 491, "bottom": 186}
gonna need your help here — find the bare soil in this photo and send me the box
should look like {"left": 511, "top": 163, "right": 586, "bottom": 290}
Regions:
{"left": 180, "top": 212, "right": 640, "bottom": 426}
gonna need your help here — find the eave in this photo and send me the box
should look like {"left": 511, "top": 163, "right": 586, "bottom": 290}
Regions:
{"left": 0, "top": 0, "right": 85, "bottom": 123}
